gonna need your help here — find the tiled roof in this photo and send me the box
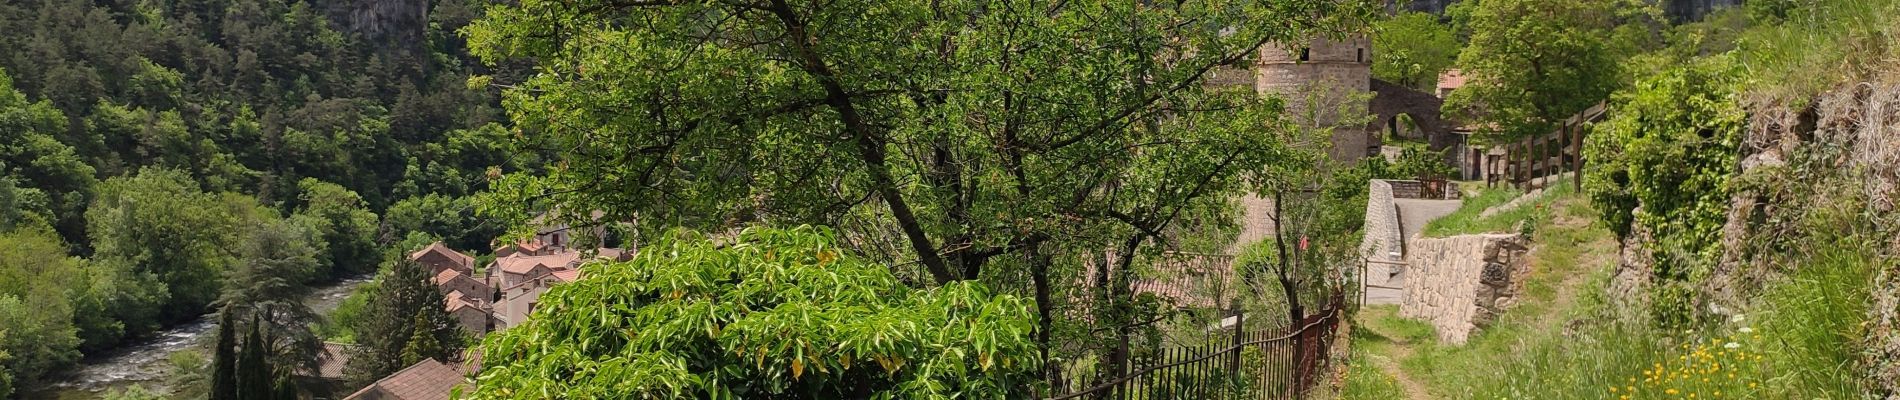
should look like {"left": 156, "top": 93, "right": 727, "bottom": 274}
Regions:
{"left": 409, "top": 242, "right": 474, "bottom": 269}
{"left": 431, "top": 269, "right": 467, "bottom": 285}
{"left": 342, "top": 358, "right": 466, "bottom": 400}
{"left": 549, "top": 269, "right": 582, "bottom": 283}
{"left": 445, "top": 293, "right": 481, "bottom": 312}
{"left": 493, "top": 252, "right": 581, "bottom": 275}
{"left": 1437, "top": 69, "right": 1468, "bottom": 92}
{"left": 317, "top": 343, "right": 352, "bottom": 379}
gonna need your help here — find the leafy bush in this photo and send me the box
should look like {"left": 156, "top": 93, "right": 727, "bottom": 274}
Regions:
{"left": 1582, "top": 55, "right": 1744, "bottom": 324}
{"left": 470, "top": 226, "right": 1041, "bottom": 399}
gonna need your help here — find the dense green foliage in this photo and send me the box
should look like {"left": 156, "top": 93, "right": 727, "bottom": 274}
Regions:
{"left": 1584, "top": 55, "right": 1743, "bottom": 324}
{"left": 472, "top": 226, "right": 1040, "bottom": 398}
{"left": 0, "top": 0, "right": 548, "bottom": 392}
{"left": 1443, "top": 0, "right": 1653, "bottom": 140}
{"left": 1371, "top": 12, "right": 1459, "bottom": 90}
{"left": 342, "top": 256, "right": 465, "bottom": 387}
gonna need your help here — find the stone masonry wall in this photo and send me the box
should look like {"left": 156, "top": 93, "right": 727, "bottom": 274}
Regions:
{"left": 1359, "top": 180, "right": 1403, "bottom": 263}
{"left": 1400, "top": 234, "right": 1528, "bottom": 344}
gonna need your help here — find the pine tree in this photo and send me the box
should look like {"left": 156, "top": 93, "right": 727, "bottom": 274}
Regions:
{"left": 210, "top": 308, "right": 239, "bottom": 400}
{"left": 342, "top": 258, "right": 464, "bottom": 386}
{"left": 399, "top": 314, "right": 444, "bottom": 366}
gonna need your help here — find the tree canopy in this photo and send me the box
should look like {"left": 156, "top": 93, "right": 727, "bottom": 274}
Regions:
{"left": 471, "top": 226, "right": 1041, "bottom": 398}
{"left": 1442, "top": 0, "right": 1654, "bottom": 140}
{"left": 1372, "top": 12, "right": 1460, "bottom": 90}
{"left": 465, "top": 0, "right": 1375, "bottom": 284}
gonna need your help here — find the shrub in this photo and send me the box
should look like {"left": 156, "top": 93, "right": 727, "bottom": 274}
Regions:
{"left": 1582, "top": 54, "right": 1744, "bottom": 324}
{"left": 469, "top": 226, "right": 1041, "bottom": 399}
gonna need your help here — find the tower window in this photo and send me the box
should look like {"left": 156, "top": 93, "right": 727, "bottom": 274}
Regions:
{"left": 1299, "top": 47, "right": 1311, "bottom": 62}
{"left": 1357, "top": 48, "right": 1365, "bottom": 63}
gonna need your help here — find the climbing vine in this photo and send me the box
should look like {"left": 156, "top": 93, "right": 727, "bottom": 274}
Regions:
{"left": 1583, "top": 54, "right": 1745, "bottom": 324}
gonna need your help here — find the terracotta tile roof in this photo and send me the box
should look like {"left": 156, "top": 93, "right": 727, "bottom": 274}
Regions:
{"left": 493, "top": 252, "right": 581, "bottom": 276}
{"left": 317, "top": 343, "right": 352, "bottom": 379}
{"left": 431, "top": 269, "right": 466, "bottom": 285}
{"left": 1437, "top": 69, "right": 1468, "bottom": 92}
{"left": 409, "top": 242, "right": 474, "bottom": 269}
{"left": 444, "top": 293, "right": 481, "bottom": 312}
{"left": 342, "top": 358, "right": 466, "bottom": 400}
{"left": 549, "top": 269, "right": 582, "bottom": 283}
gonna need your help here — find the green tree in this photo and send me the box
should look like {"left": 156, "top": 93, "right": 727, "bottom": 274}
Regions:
{"left": 235, "top": 313, "right": 274, "bottom": 400}
{"left": 380, "top": 194, "right": 495, "bottom": 252}
{"left": 1372, "top": 12, "right": 1460, "bottom": 90}
{"left": 464, "top": 0, "right": 1373, "bottom": 378}
{"left": 220, "top": 217, "right": 325, "bottom": 375}
{"left": 398, "top": 314, "right": 444, "bottom": 366}
{"left": 0, "top": 225, "right": 89, "bottom": 388}
{"left": 471, "top": 226, "right": 1040, "bottom": 398}
{"left": 1442, "top": 0, "right": 1653, "bottom": 140}
{"left": 87, "top": 167, "right": 243, "bottom": 330}
{"left": 0, "top": 68, "right": 95, "bottom": 244}
{"left": 211, "top": 308, "right": 239, "bottom": 400}
{"left": 291, "top": 178, "right": 381, "bottom": 277}
{"left": 342, "top": 256, "right": 463, "bottom": 386}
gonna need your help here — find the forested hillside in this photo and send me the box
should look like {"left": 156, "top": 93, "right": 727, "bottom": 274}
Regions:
{"left": 0, "top": 0, "right": 541, "bottom": 395}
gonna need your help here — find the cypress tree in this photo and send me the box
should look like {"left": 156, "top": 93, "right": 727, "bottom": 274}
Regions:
{"left": 211, "top": 308, "right": 239, "bottom": 400}
{"left": 236, "top": 312, "right": 273, "bottom": 400}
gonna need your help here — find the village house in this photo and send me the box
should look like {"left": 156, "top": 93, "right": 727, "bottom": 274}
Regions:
{"left": 409, "top": 242, "right": 474, "bottom": 275}
{"left": 340, "top": 358, "right": 468, "bottom": 400}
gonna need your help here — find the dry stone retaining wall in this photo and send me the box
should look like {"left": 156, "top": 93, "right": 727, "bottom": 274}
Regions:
{"left": 1400, "top": 234, "right": 1529, "bottom": 344}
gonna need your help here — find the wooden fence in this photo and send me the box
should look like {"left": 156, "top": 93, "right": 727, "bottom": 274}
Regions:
{"left": 1490, "top": 101, "right": 1609, "bottom": 190}
{"left": 1047, "top": 298, "right": 1344, "bottom": 400}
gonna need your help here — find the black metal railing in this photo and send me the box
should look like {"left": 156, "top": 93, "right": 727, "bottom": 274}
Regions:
{"left": 1047, "top": 299, "right": 1344, "bottom": 400}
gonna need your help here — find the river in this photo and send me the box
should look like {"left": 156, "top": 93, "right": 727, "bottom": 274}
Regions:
{"left": 24, "top": 275, "right": 374, "bottom": 399}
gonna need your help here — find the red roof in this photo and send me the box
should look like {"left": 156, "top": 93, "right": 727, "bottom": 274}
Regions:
{"left": 342, "top": 358, "right": 466, "bottom": 400}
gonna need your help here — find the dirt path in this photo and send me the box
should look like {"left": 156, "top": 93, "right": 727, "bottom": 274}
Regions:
{"left": 1354, "top": 307, "right": 1434, "bottom": 400}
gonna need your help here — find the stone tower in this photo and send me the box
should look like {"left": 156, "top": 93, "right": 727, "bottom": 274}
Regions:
{"left": 1255, "top": 36, "right": 1375, "bottom": 163}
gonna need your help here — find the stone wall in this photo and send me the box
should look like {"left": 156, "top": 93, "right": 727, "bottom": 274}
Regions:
{"left": 1359, "top": 180, "right": 1403, "bottom": 263}
{"left": 1400, "top": 234, "right": 1528, "bottom": 344}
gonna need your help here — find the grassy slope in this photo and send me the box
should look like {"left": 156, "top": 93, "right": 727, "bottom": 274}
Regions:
{"left": 1342, "top": 188, "right": 1875, "bottom": 399}
{"left": 1421, "top": 183, "right": 1576, "bottom": 238}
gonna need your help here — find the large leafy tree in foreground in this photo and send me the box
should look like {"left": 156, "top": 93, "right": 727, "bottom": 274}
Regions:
{"left": 471, "top": 226, "right": 1040, "bottom": 398}
{"left": 463, "top": 0, "right": 1372, "bottom": 377}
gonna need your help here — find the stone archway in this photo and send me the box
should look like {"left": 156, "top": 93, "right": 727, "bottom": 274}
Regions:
{"left": 1369, "top": 78, "right": 1460, "bottom": 163}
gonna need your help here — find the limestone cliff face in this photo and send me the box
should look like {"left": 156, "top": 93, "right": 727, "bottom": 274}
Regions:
{"left": 331, "top": 0, "right": 430, "bottom": 48}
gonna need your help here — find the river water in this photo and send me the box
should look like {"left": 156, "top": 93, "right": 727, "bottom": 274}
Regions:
{"left": 25, "top": 275, "right": 374, "bottom": 399}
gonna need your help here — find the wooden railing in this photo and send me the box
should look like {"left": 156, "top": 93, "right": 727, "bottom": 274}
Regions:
{"left": 1489, "top": 101, "right": 1609, "bottom": 191}
{"left": 1047, "top": 298, "right": 1345, "bottom": 400}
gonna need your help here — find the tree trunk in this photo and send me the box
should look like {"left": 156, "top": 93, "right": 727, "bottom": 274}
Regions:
{"left": 1273, "top": 191, "right": 1303, "bottom": 325}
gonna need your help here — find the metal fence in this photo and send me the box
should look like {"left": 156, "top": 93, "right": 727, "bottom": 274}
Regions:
{"left": 1047, "top": 300, "right": 1344, "bottom": 400}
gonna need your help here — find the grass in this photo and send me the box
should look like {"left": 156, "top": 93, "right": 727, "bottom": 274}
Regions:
{"left": 1343, "top": 188, "right": 1879, "bottom": 399}
{"left": 1339, "top": 349, "right": 1406, "bottom": 399}
{"left": 1421, "top": 183, "right": 1575, "bottom": 238}
{"left": 1739, "top": 0, "right": 1900, "bottom": 103}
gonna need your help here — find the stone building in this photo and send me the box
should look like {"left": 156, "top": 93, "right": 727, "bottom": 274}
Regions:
{"left": 1256, "top": 35, "right": 1377, "bottom": 163}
